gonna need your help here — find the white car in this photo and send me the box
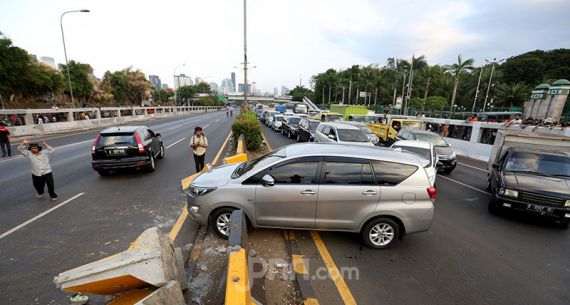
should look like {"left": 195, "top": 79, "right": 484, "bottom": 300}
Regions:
{"left": 272, "top": 114, "right": 284, "bottom": 131}
{"left": 391, "top": 140, "right": 438, "bottom": 186}
{"left": 314, "top": 123, "right": 374, "bottom": 146}
{"left": 337, "top": 121, "right": 380, "bottom": 145}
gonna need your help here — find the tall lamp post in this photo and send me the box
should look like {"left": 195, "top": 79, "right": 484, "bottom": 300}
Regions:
{"left": 173, "top": 63, "right": 186, "bottom": 104}
{"left": 60, "top": 9, "right": 90, "bottom": 108}
{"left": 242, "top": 0, "right": 249, "bottom": 105}
{"left": 483, "top": 57, "right": 504, "bottom": 112}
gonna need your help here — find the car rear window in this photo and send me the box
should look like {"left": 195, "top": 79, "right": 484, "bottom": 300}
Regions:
{"left": 288, "top": 117, "right": 301, "bottom": 125}
{"left": 98, "top": 133, "right": 136, "bottom": 146}
{"left": 372, "top": 161, "right": 418, "bottom": 186}
{"left": 337, "top": 129, "right": 369, "bottom": 142}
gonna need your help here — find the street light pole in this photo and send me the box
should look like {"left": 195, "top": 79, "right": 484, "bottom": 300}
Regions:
{"left": 243, "top": 0, "right": 248, "bottom": 106}
{"left": 472, "top": 66, "right": 484, "bottom": 113}
{"left": 483, "top": 58, "right": 504, "bottom": 112}
{"left": 173, "top": 63, "right": 186, "bottom": 104}
{"left": 60, "top": 9, "right": 89, "bottom": 108}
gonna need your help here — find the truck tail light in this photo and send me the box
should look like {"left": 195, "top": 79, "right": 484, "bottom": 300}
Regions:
{"left": 427, "top": 187, "right": 437, "bottom": 201}
{"left": 134, "top": 132, "right": 146, "bottom": 154}
{"left": 91, "top": 134, "right": 101, "bottom": 158}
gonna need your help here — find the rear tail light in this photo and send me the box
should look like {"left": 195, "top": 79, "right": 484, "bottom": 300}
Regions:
{"left": 427, "top": 187, "right": 437, "bottom": 201}
{"left": 134, "top": 132, "right": 146, "bottom": 154}
{"left": 91, "top": 134, "right": 101, "bottom": 158}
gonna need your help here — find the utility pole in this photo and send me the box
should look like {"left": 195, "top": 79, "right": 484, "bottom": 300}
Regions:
{"left": 60, "top": 9, "right": 90, "bottom": 108}
{"left": 405, "top": 55, "right": 415, "bottom": 115}
{"left": 472, "top": 67, "right": 484, "bottom": 113}
{"left": 243, "top": 0, "right": 248, "bottom": 105}
{"left": 483, "top": 58, "right": 504, "bottom": 112}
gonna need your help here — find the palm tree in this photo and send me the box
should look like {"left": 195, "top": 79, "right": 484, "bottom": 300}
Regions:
{"left": 445, "top": 54, "right": 474, "bottom": 113}
{"left": 495, "top": 82, "right": 528, "bottom": 107}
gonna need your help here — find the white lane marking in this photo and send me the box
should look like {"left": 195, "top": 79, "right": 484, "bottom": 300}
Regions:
{"left": 168, "top": 124, "right": 183, "bottom": 131}
{"left": 203, "top": 124, "right": 210, "bottom": 129}
{"left": 458, "top": 162, "right": 488, "bottom": 173}
{"left": 437, "top": 175, "right": 490, "bottom": 196}
{"left": 0, "top": 192, "right": 85, "bottom": 240}
{"left": 166, "top": 137, "right": 186, "bottom": 149}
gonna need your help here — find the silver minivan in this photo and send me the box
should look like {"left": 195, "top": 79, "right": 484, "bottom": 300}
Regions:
{"left": 186, "top": 144, "right": 436, "bottom": 249}
{"left": 314, "top": 122, "right": 374, "bottom": 146}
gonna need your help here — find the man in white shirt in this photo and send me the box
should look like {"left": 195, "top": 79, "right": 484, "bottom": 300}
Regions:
{"left": 18, "top": 139, "right": 58, "bottom": 200}
{"left": 190, "top": 127, "right": 208, "bottom": 172}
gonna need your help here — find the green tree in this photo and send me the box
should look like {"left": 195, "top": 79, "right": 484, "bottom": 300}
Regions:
{"left": 494, "top": 82, "right": 528, "bottom": 107}
{"left": 289, "top": 85, "right": 313, "bottom": 102}
{"left": 445, "top": 54, "right": 474, "bottom": 114}
{"left": 100, "top": 67, "right": 153, "bottom": 105}
{"left": 425, "top": 96, "right": 448, "bottom": 110}
{"left": 194, "top": 82, "right": 212, "bottom": 94}
{"left": 58, "top": 60, "right": 94, "bottom": 102}
{"left": 177, "top": 85, "right": 196, "bottom": 101}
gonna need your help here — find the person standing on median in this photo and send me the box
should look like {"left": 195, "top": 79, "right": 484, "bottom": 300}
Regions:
{"left": 190, "top": 127, "right": 208, "bottom": 172}
{"left": 0, "top": 122, "right": 11, "bottom": 157}
{"left": 18, "top": 139, "right": 58, "bottom": 201}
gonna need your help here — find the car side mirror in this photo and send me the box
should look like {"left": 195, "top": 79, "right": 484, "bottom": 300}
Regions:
{"left": 492, "top": 163, "right": 500, "bottom": 169}
{"left": 261, "top": 174, "right": 275, "bottom": 187}
{"left": 155, "top": 133, "right": 161, "bottom": 137}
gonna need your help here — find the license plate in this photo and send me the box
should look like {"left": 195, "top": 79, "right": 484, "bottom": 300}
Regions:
{"left": 527, "top": 204, "right": 553, "bottom": 213}
{"left": 108, "top": 149, "right": 125, "bottom": 155}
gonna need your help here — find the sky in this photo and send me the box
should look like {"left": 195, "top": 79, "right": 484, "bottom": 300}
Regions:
{"left": 1, "top": 0, "right": 569, "bottom": 93}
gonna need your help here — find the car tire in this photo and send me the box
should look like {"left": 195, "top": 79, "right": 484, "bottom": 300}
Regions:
{"left": 362, "top": 217, "right": 400, "bottom": 249}
{"left": 296, "top": 134, "right": 301, "bottom": 142}
{"left": 211, "top": 207, "right": 236, "bottom": 239}
{"left": 288, "top": 131, "right": 292, "bottom": 139}
{"left": 443, "top": 167, "right": 454, "bottom": 174}
{"left": 558, "top": 220, "right": 569, "bottom": 230}
{"left": 157, "top": 144, "right": 165, "bottom": 159}
{"left": 97, "top": 170, "right": 110, "bottom": 176}
{"left": 488, "top": 195, "right": 500, "bottom": 215}
{"left": 147, "top": 153, "right": 156, "bottom": 172}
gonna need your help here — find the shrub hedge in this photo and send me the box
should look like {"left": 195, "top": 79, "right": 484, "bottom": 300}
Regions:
{"left": 231, "top": 109, "right": 262, "bottom": 151}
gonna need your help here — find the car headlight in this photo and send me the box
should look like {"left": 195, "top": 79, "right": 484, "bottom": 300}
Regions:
{"left": 500, "top": 188, "right": 519, "bottom": 198}
{"left": 188, "top": 186, "right": 217, "bottom": 196}
{"left": 450, "top": 151, "right": 456, "bottom": 159}
{"left": 189, "top": 206, "right": 199, "bottom": 214}
{"left": 565, "top": 200, "right": 570, "bottom": 207}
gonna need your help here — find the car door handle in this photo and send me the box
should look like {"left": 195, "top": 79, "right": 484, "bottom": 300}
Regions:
{"left": 361, "top": 190, "right": 378, "bottom": 196}
{"left": 300, "top": 190, "right": 316, "bottom": 195}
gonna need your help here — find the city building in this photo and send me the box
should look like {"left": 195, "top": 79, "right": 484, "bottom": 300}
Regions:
{"left": 274, "top": 88, "right": 278, "bottom": 96}
{"left": 174, "top": 73, "right": 193, "bottom": 89}
{"left": 208, "top": 82, "right": 219, "bottom": 92}
{"left": 231, "top": 72, "right": 236, "bottom": 91}
{"left": 252, "top": 82, "right": 257, "bottom": 95}
{"left": 220, "top": 78, "right": 234, "bottom": 93}
{"left": 195, "top": 77, "right": 204, "bottom": 85}
{"left": 281, "top": 86, "right": 290, "bottom": 96}
{"left": 148, "top": 75, "right": 161, "bottom": 91}
{"left": 162, "top": 84, "right": 169, "bottom": 90}
{"left": 39, "top": 56, "right": 56, "bottom": 69}
{"left": 238, "top": 83, "right": 252, "bottom": 93}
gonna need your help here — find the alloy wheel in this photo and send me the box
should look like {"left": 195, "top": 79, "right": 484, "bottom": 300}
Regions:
{"left": 369, "top": 223, "right": 394, "bottom": 246}
{"left": 216, "top": 213, "right": 231, "bottom": 237}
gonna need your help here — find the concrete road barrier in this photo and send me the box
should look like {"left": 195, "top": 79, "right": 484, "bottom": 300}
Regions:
{"left": 54, "top": 227, "right": 184, "bottom": 295}
{"left": 224, "top": 134, "right": 248, "bottom": 165}
{"left": 225, "top": 210, "right": 255, "bottom": 305}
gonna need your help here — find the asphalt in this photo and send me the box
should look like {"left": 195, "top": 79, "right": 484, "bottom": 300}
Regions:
{"left": 0, "top": 110, "right": 234, "bottom": 304}
{"left": 260, "top": 122, "right": 570, "bottom": 305}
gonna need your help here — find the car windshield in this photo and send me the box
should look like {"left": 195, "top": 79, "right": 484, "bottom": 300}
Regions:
{"left": 233, "top": 148, "right": 287, "bottom": 178}
{"left": 504, "top": 152, "right": 570, "bottom": 177}
{"left": 338, "top": 129, "right": 369, "bottom": 142}
{"left": 98, "top": 133, "right": 136, "bottom": 146}
{"left": 414, "top": 133, "right": 448, "bottom": 147}
{"left": 351, "top": 116, "right": 366, "bottom": 122}
{"left": 393, "top": 145, "right": 431, "bottom": 166}
{"left": 402, "top": 121, "right": 423, "bottom": 129}
{"left": 275, "top": 116, "right": 284, "bottom": 122}
{"left": 325, "top": 114, "right": 343, "bottom": 122}
{"left": 308, "top": 121, "right": 320, "bottom": 131}
{"left": 288, "top": 117, "right": 301, "bottom": 125}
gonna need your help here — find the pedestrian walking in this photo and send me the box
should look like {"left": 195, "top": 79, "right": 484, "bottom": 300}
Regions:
{"left": 190, "top": 127, "right": 208, "bottom": 172}
{"left": 18, "top": 139, "right": 58, "bottom": 200}
{"left": 226, "top": 107, "right": 230, "bottom": 117}
{"left": 230, "top": 107, "right": 233, "bottom": 117}
{"left": 0, "top": 122, "right": 11, "bottom": 157}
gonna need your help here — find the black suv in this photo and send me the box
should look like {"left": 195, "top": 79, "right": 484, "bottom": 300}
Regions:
{"left": 91, "top": 126, "right": 164, "bottom": 176}
{"left": 396, "top": 129, "right": 456, "bottom": 173}
{"left": 488, "top": 148, "right": 570, "bottom": 228}
{"left": 281, "top": 116, "right": 302, "bottom": 139}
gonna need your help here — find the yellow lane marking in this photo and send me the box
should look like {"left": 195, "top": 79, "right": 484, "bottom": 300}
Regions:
{"left": 304, "top": 298, "right": 320, "bottom": 305}
{"left": 310, "top": 231, "right": 357, "bottom": 305}
{"left": 168, "top": 209, "right": 189, "bottom": 241}
{"left": 261, "top": 130, "right": 273, "bottom": 151}
{"left": 292, "top": 254, "right": 308, "bottom": 275}
{"left": 212, "top": 131, "right": 232, "bottom": 166}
